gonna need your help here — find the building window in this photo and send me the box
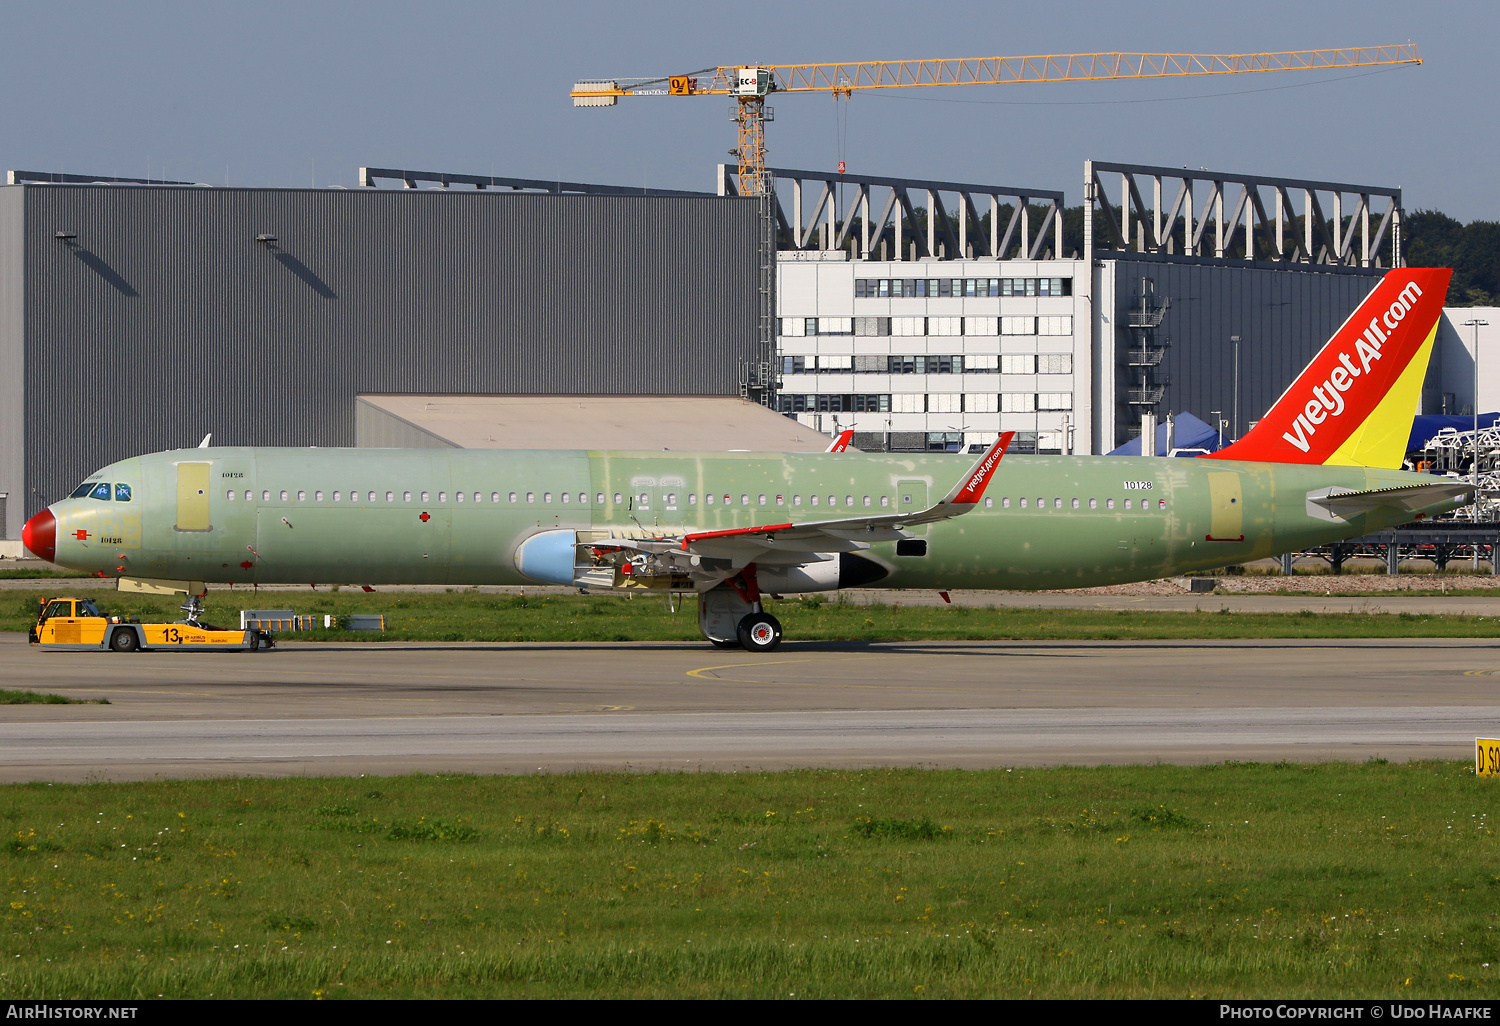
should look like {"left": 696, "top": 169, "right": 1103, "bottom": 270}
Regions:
{"left": 1001, "top": 316, "right": 1036, "bottom": 335}
{"left": 891, "top": 393, "right": 924, "bottom": 413}
{"left": 1038, "top": 393, "right": 1073, "bottom": 411}
{"left": 854, "top": 316, "right": 891, "bottom": 336}
{"left": 1001, "top": 393, "right": 1036, "bottom": 413}
{"left": 1001, "top": 354, "right": 1036, "bottom": 374}
{"left": 964, "top": 316, "right": 998, "bottom": 336}
{"left": 1038, "top": 316, "right": 1073, "bottom": 336}
{"left": 891, "top": 316, "right": 924, "bottom": 336}
{"left": 929, "top": 316, "right": 962, "bottom": 336}
{"left": 1000, "top": 277, "right": 1071, "bottom": 297}
{"left": 1038, "top": 353, "right": 1073, "bottom": 374}
{"left": 929, "top": 393, "right": 962, "bottom": 414}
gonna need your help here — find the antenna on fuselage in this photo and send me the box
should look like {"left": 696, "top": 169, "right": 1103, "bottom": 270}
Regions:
{"left": 198, "top": 433, "right": 213, "bottom": 448}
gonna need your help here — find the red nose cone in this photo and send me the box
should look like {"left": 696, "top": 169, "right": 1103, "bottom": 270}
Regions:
{"left": 21, "top": 509, "right": 56, "bottom": 563}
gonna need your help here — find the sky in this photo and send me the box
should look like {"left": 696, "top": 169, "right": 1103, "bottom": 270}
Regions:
{"left": 0, "top": 0, "right": 1494, "bottom": 220}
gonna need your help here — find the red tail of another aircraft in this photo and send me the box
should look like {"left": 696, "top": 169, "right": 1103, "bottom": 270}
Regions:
{"left": 1205, "top": 268, "right": 1451, "bottom": 469}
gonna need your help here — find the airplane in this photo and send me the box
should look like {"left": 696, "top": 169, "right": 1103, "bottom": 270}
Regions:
{"left": 21, "top": 268, "right": 1474, "bottom": 652}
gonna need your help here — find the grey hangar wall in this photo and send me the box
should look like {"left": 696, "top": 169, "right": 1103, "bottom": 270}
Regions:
{"left": 0, "top": 185, "right": 760, "bottom": 537}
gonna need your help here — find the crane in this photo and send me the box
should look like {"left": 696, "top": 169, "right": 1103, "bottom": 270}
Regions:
{"left": 572, "top": 46, "right": 1421, "bottom": 195}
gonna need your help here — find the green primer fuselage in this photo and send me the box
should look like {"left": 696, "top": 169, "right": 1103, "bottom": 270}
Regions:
{"left": 46, "top": 447, "right": 1459, "bottom": 590}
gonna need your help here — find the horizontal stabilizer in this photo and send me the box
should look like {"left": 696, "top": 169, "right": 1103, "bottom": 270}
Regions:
{"left": 1306, "top": 481, "right": 1474, "bottom": 521}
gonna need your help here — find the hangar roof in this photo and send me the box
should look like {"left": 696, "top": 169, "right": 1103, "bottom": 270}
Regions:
{"left": 356, "top": 395, "right": 840, "bottom": 452}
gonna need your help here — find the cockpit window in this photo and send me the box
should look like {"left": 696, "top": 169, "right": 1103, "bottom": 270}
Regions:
{"left": 89, "top": 482, "right": 112, "bottom": 501}
{"left": 114, "top": 483, "right": 132, "bottom": 502}
{"left": 70, "top": 482, "right": 99, "bottom": 498}
{"left": 76, "top": 599, "right": 102, "bottom": 618}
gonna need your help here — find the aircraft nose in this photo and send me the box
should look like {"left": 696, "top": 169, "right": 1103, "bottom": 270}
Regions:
{"left": 21, "top": 509, "right": 56, "bottom": 562}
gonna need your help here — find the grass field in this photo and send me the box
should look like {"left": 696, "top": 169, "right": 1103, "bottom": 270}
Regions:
{"left": 0, "top": 762, "right": 1494, "bottom": 999}
{"left": 5, "top": 589, "right": 1500, "bottom": 644}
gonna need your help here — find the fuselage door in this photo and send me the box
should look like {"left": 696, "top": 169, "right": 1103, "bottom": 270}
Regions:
{"left": 1206, "top": 471, "right": 1245, "bottom": 541}
{"left": 174, "top": 462, "right": 212, "bottom": 532}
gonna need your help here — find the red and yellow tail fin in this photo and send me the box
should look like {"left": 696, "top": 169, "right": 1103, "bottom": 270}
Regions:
{"left": 1205, "top": 268, "right": 1451, "bottom": 469}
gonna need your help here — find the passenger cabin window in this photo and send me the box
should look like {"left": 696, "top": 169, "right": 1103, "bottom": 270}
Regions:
{"left": 705, "top": 494, "right": 715, "bottom": 506}
{"left": 794, "top": 495, "right": 802, "bottom": 506}
{"left": 298, "top": 491, "right": 307, "bottom": 502}
{"left": 613, "top": 493, "right": 622, "bottom": 504}
{"left": 984, "top": 497, "right": 993, "bottom": 508}
{"left": 403, "top": 491, "right": 412, "bottom": 502}
{"left": 332, "top": 491, "right": 341, "bottom": 502}
{"left": 509, "top": 492, "right": 518, "bottom": 503}
{"left": 1071, "top": 498, "right": 1080, "bottom": 509}
{"left": 227, "top": 489, "right": 236, "bottom": 501}
{"left": 1088, "top": 498, "right": 1097, "bottom": 509}
{"left": 438, "top": 492, "right": 447, "bottom": 503}
{"left": 244, "top": 490, "right": 252, "bottom": 501}
{"left": 115, "top": 484, "right": 131, "bottom": 502}
{"left": 880, "top": 496, "right": 889, "bottom": 508}
{"left": 421, "top": 491, "right": 430, "bottom": 502}
{"left": 526, "top": 492, "right": 535, "bottom": 503}
{"left": 385, "top": 491, "right": 394, "bottom": 502}
{"left": 559, "top": 492, "right": 568, "bottom": 504}
{"left": 315, "top": 491, "right": 324, "bottom": 502}
{"left": 1106, "top": 498, "right": 1115, "bottom": 509}
{"left": 688, "top": 494, "right": 698, "bottom": 506}
{"left": 457, "top": 491, "right": 465, "bottom": 503}
{"left": 492, "top": 493, "right": 500, "bottom": 503}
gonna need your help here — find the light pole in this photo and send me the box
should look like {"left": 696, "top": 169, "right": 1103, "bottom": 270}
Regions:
{"left": 1230, "top": 335, "right": 1243, "bottom": 441}
{"left": 1465, "top": 318, "right": 1489, "bottom": 525}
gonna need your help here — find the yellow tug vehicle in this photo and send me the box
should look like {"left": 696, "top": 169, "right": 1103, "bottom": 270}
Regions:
{"left": 27, "top": 597, "right": 274, "bottom": 653}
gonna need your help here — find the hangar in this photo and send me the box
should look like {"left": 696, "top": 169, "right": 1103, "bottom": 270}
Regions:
{"left": 0, "top": 169, "right": 763, "bottom": 540}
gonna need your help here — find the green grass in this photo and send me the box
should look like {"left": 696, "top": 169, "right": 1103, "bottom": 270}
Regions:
{"left": 0, "top": 569, "right": 82, "bottom": 580}
{"left": 0, "top": 689, "right": 107, "bottom": 705}
{"left": 0, "top": 762, "right": 1495, "bottom": 998}
{"left": 6, "top": 589, "right": 1500, "bottom": 643}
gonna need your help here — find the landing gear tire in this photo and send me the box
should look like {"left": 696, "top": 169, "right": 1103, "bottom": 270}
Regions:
{"left": 736, "top": 612, "right": 783, "bottom": 652}
{"left": 109, "top": 629, "right": 139, "bottom": 653}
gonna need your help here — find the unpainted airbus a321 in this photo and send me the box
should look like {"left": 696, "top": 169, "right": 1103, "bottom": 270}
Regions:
{"left": 22, "top": 267, "right": 1472, "bottom": 651}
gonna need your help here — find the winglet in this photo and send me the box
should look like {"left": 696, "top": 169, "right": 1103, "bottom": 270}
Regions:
{"left": 943, "top": 432, "right": 1015, "bottom": 506}
{"left": 825, "top": 429, "right": 855, "bottom": 453}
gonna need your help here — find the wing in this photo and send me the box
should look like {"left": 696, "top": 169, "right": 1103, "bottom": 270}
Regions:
{"left": 627, "top": 431, "right": 1014, "bottom": 564}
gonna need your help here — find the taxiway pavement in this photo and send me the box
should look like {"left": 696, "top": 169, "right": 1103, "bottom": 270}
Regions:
{"left": 2, "top": 634, "right": 1498, "bottom": 780}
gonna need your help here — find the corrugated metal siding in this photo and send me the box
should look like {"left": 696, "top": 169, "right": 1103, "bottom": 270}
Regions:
{"left": 0, "top": 190, "right": 22, "bottom": 538}
{"left": 1108, "top": 259, "right": 1385, "bottom": 442}
{"left": 15, "top": 186, "right": 758, "bottom": 516}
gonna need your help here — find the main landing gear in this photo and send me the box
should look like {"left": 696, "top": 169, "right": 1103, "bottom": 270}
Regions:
{"left": 697, "top": 564, "right": 783, "bottom": 652}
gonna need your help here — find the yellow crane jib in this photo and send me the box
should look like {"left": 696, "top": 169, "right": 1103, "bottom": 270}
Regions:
{"left": 572, "top": 46, "right": 1422, "bottom": 213}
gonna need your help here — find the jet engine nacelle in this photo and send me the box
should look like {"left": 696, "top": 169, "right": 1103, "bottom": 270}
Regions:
{"left": 761, "top": 552, "right": 890, "bottom": 593}
{"left": 514, "top": 530, "right": 578, "bottom": 586}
